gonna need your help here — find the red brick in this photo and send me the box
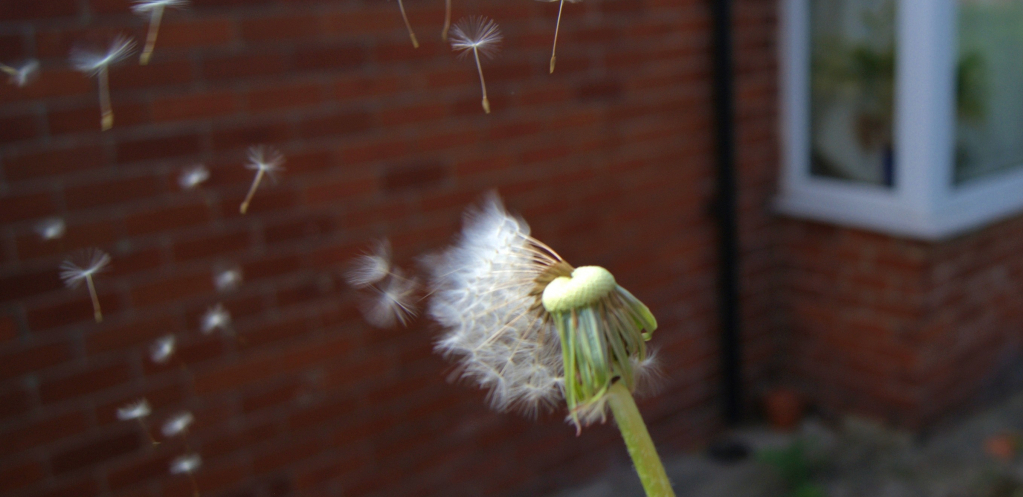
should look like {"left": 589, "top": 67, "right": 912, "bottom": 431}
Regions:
{"left": 51, "top": 431, "right": 140, "bottom": 474}
{"left": 0, "top": 340, "right": 74, "bottom": 380}
{"left": 39, "top": 361, "right": 132, "bottom": 404}
{"left": 152, "top": 91, "right": 239, "bottom": 122}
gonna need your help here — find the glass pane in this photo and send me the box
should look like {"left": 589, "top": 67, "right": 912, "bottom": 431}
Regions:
{"left": 955, "top": 0, "right": 1023, "bottom": 185}
{"left": 809, "top": 0, "right": 896, "bottom": 187}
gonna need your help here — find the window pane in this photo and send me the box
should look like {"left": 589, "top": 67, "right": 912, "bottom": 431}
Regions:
{"left": 809, "top": 0, "right": 895, "bottom": 187}
{"left": 955, "top": 0, "right": 1023, "bottom": 184}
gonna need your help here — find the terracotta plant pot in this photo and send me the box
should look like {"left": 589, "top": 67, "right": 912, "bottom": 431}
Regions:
{"left": 763, "top": 388, "right": 804, "bottom": 431}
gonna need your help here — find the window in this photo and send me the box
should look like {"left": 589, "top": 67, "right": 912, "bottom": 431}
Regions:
{"left": 778, "top": 0, "right": 1023, "bottom": 240}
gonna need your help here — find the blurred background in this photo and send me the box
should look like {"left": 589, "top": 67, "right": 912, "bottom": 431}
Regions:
{"left": 1, "top": 0, "right": 1021, "bottom": 496}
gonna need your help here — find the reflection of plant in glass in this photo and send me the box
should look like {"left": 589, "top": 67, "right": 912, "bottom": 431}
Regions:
{"left": 425, "top": 194, "right": 672, "bottom": 496}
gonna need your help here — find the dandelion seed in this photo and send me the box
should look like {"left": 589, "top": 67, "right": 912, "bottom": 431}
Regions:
{"left": 345, "top": 239, "right": 393, "bottom": 288}
{"left": 213, "top": 266, "right": 243, "bottom": 292}
{"left": 360, "top": 268, "right": 418, "bottom": 329}
{"left": 59, "top": 248, "right": 111, "bottom": 323}
{"left": 118, "top": 398, "right": 159, "bottom": 445}
{"left": 450, "top": 16, "right": 502, "bottom": 114}
{"left": 0, "top": 59, "right": 40, "bottom": 87}
{"left": 162, "top": 411, "right": 194, "bottom": 438}
{"left": 70, "top": 36, "right": 136, "bottom": 131}
{"left": 539, "top": 0, "right": 582, "bottom": 73}
{"left": 178, "top": 164, "right": 209, "bottom": 190}
{"left": 150, "top": 334, "right": 176, "bottom": 364}
{"left": 170, "top": 453, "right": 202, "bottom": 497}
{"left": 132, "top": 0, "right": 188, "bottom": 65}
{"left": 394, "top": 0, "right": 419, "bottom": 48}
{"left": 239, "top": 145, "right": 285, "bottom": 214}
{"left": 35, "top": 217, "right": 66, "bottom": 241}
{"left": 200, "top": 303, "right": 231, "bottom": 335}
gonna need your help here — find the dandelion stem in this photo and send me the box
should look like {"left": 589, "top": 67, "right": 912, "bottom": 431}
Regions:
{"left": 239, "top": 168, "right": 264, "bottom": 214}
{"left": 98, "top": 67, "right": 113, "bottom": 131}
{"left": 607, "top": 381, "right": 674, "bottom": 497}
{"left": 397, "top": 0, "right": 419, "bottom": 48}
{"left": 442, "top": 0, "right": 451, "bottom": 41}
{"left": 137, "top": 418, "right": 160, "bottom": 446}
{"left": 140, "top": 6, "right": 165, "bottom": 65}
{"left": 187, "top": 471, "right": 200, "bottom": 497}
{"left": 473, "top": 46, "right": 490, "bottom": 114}
{"left": 85, "top": 275, "right": 103, "bottom": 323}
{"left": 550, "top": 0, "right": 565, "bottom": 74}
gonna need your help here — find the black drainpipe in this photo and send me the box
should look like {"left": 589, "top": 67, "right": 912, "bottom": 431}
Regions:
{"left": 710, "top": 0, "right": 742, "bottom": 426}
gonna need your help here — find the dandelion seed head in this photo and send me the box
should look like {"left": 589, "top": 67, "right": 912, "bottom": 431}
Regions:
{"left": 425, "top": 193, "right": 565, "bottom": 415}
{"left": 70, "top": 36, "right": 136, "bottom": 76}
{"left": 244, "top": 145, "right": 285, "bottom": 181}
{"left": 6, "top": 59, "right": 39, "bottom": 87}
{"left": 162, "top": 411, "right": 194, "bottom": 437}
{"left": 36, "top": 217, "right": 66, "bottom": 241}
{"left": 213, "top": 266, "right": 243, "bottom": 292}
{"left": 117, "top": 398, "right": 152, "bottom": 420}
{"left": 131, "top": 0, "right": 189, "bottom": 14}
{"left": 450, "top": 16, "right": 503, "bottom": 60}
{"left": 169, "top": 453, "right": 201, "bottom": 475}
{"left": 360, "top": 268, "right": 418, "bottom": 328}
{"left": 200, "top": 303, "right": 231, "bottom": 334}
{"left": 178, "top": 164, "right": 209, "bottom": 190}
{"left": 345, "top": 239, "right": 392, "bottom": 288}
{"left": 150, "top": 335, "right": 176, "bottom": 364}
{"left": 59, "top": 248, "right": 111, "bottom": 288}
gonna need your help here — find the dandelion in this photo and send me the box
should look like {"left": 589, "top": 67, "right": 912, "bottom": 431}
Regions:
{"left": 345, "top": 239, "right": 392, "bottom": 289}
{"left": 424, "top": 193, "right": 673, "bottom": 496}
{"left": 169, "top": 453, "right": 202, "bottom": 497}
{"left": 150, "top": 334, "right": 176, "bottom": 364}
{"left": 35, "top": 217, "right": 66, "bottom": 241}
{"left": 178, "top": 164, "right": 209, "bottom": 190}
{"left": 117, "top": 398, "right": 159, "bottom": 445}
{"left": 0, "top": 59, "right": 40, "bottom": 87}
{"left": 449, "top": 16, "right": 502, "bottom": 114}
{"left": 213, "top": 266, "right": 242, "bottom": 292}
{"left": 200, "top": 303, "right": 231, "bottom": 335}
{"left": 239, "top": 145, "right": 285, "bottom": 214}
{"left": 70, "top": 36, "right": 136, "bottom": 131}
{"left": 394, "top": 0, "right": 419, "bottom": 48}
{"left": 360, "top": 268, "right": 418, "bottom": 329}
{"left": 162, "top": 411, "right": 194, "bottom": 438}
{"left": 132, "top": 0, "right": 189, "bottom": 65}
{"left": 539, "top": 0, "right": 582, "bottom": 73}
{"left": 59, "top": 248, "right": 111, "bottom": 323}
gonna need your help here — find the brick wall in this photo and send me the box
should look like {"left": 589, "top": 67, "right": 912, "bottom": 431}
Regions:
{"left": 0, "top": 0, "right": 780, "bottom": 496}
{"left": 780, "top": 216, "right": 1023, "bottom": 430}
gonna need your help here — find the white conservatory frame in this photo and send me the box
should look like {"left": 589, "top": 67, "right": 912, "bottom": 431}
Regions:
{"left": 777, "top": 0, "right": 1023, "bottom": 240}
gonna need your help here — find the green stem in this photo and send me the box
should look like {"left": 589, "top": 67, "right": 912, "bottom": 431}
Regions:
{"left": 607, "top": 381, "right": 675, "bottom": 497}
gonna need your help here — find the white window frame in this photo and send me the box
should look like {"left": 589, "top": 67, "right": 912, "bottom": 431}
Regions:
{"left": 777, "top": 0, "right": 1023, "bottom": 240}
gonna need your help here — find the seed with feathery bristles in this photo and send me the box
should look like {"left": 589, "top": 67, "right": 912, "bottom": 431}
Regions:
{"left": 449, "top": 16, "right": 502, "bottom": 114}
{"left": 132, "top": 0, "right": 189, "bottom": 65}
{"left": 70, "top": 36, "right": 136, "bottom": 130}
{"left": 150, "top": 335, "right": 176, "bottom": 364}
{"left": 200, "top": 303, "right": 231, "bottom": 335}
{"left": 0, "top": 59, "right": 39, "bottom": 87}
{"left": 346, "top": 239, "right": 393, "bottom": 289}
{"left": 537, "top": 0, "right": 582, "bottom": 73}
{"left": 213, "top": 266, "right": 243, "bottom": 292}
{"left": 60, "top": 248, "right": 111, "bottom": 323}
{"left": 162, "top": 411, "right": 194, "bottom": 437}
{"left": 36, "top": 217, "right": 65, "bottom": 241}
{"left": 178, "top": 164, "right": 209, "bottom": 190}
{"left": 239, "top": 145, "right": 285, "bottom": 214}
{"left": 360, "top": 268, "right": 419, "bottom": 329}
